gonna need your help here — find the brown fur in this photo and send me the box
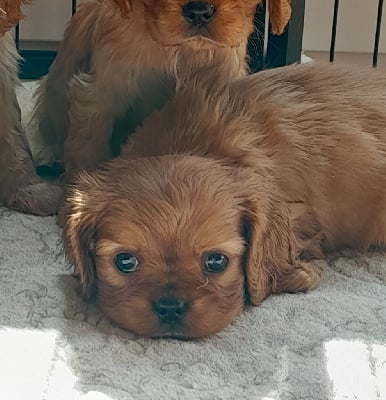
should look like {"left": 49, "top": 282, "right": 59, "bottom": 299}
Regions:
{"left": 33, "top": 0, "right": 290, "bottom": 182}
{"left": 0, "top": 0, "right": 62, "bottom": 215}
{"left": 0, "top": 0, "right": 29, "bottom": 35}
{"left": 269, "top": 0, "right": 292, "bottom": 35}
{"left": 63, "top": 63, "right": 386, "bottom": 338}
{"left": 113, "top": 0, "right": 292, "bottom": 36}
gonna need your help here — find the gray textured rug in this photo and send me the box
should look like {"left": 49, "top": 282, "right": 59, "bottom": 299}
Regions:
{"left": 0, "top": 83, "right": 385, "bottom": 400}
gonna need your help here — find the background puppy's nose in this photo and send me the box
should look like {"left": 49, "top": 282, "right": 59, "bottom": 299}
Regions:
{"left": 182, "top": 2, "right": 216, "bottom": 27}
{"left": 154, "top": 297, "right": 188, "bottom": 323}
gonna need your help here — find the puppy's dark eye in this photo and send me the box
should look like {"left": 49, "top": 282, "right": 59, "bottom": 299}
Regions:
{"left": 114, "top": 252, "right": 139, "bottom": 273}
{"left": 203, "top": 252, "right": 229, "bottom": 273}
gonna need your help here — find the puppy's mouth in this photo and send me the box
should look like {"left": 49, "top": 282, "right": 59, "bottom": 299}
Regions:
{"left": 182, "top": 34, "right": 228, "bottom": 48}
{"left": 158, "top": 35, "right": 225, "bottom": 49}
{"left": 151, "top": 324, "right": 191, "bottom": 340}
{"left": 153, "top": 331, "right": 195, "bottom": 341}
{"left": 160, "top": 35, "right": 232, "bottom": 50}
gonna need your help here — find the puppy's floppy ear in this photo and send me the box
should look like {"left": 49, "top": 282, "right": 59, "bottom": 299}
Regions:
{"left": 62, "top": 174, "right": 105, "bottom": 300}
{"left": 238, "top": 168, "right": 320, "bottom": 305}
{"left": 268, "top": 0, "right": 292, "bottom": 35}
{"left": 0, "top": 0, "right": 30, "bottom": 34}
{"left": 111, "top": 0, "right": 131, "bottom": 17}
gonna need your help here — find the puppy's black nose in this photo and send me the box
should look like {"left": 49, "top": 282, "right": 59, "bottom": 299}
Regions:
{"left": 182, "top": 2, "right": 216, "bottom": 27}
{"left": 154, "top": 297, "right": 188, "bottom": 323}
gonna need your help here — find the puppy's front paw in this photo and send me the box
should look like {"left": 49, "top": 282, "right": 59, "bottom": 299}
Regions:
{"left": 296, "top": 262, "right": 323, "bottom": 292}
{"left": 56, "top": 206, "right": 67, "bottom": 228}
{"left": 274, "top": 261, "right": 322, "bottom": 296}
{"left": 10, "top": 181, "right": 64, "bottom": 216}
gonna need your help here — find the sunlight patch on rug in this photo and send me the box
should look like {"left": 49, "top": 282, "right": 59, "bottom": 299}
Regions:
{"left": 325, "top": 339, "right": 386, "bottom": 400}
{"left": 0, "top": 328, "right": 116, "bottom": 400}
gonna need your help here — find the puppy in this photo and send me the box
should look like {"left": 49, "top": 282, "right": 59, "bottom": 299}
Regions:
{"left": 34, "top": 0, "right": 291, "bottom": 182}
{"left": 0, "top": 0, "right": 62, "bottom": 215}
{"left": 62, "top": 62, "right": 386, "bottom": 339}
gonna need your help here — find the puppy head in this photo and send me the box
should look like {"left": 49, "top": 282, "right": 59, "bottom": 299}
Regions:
{"left": 0, "top": 0, "right": 29, "bottom": 35}
{"left": 142, "top": 0, "right": 260, "bottom": 48}
{"left": 63, "top": 156, "right": 319, "bottom": 338}
{"left": 141, "top": 0, "right": 291, "bottom": 48}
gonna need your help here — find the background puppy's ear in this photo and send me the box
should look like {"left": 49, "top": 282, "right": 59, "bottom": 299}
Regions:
{"left": 268, "top": 0, "right": 292, "bottom": 35}
{"left": 111, "top": 0, "right": 131, "bottom": 16}
{"left": 0, "top": 0, "right": 30, "bottom": 34}
{"left": 62, "top": 175, "right": 103, "bottom": 300}
{"left": 238, "top": 169, "right": 320, "bottom": 305}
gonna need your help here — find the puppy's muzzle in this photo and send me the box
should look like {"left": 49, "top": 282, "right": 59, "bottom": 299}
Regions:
{"left": 182, "top": 2, "right": 216, "bottom": 27}
{"left": 153, "top": 297, "right": 189, "bottom": 324}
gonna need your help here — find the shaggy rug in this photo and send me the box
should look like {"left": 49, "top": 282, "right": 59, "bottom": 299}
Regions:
{"left": 0, "top": 82, "right": 385, "bottom": 400}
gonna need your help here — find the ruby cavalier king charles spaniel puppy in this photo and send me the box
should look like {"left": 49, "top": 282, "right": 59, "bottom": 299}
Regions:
{"left": 34, "top": 0, "right": 291, "bottom": 182}
{"left": 63, "top": 62, "right": 386, "bottom": 339}
{"left": 0, "top": 0, "right": 62, "bottom": 215}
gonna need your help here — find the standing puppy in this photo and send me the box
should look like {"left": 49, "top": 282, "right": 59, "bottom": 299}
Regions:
{"left": 0, "top": 0, "right": 61, "bottom": 215}
{"left": 34, "top": 0, "right": 291, "bottom": 181}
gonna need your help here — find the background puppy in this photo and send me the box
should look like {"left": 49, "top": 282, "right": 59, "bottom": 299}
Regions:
{"left": 0, "top": 0, "right": 62, "bottom": 215}
{"left": 34, "top": 0, "right": 291, "bottom": 181}
{"left": 62, "top": 63, "right": 386, "bottom": 338}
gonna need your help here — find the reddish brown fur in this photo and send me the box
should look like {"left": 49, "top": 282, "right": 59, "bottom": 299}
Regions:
{"left": 112, "top": 0, "right": 131, "bottom": 16}
{"left": 119, "top": 63, "right": 386, "bottom": 255}
{"left": 144, "top": 0, "right": 259, "bottom": 47}
{"left": 64, "top": 158, "right": 250, "bottom": 337}
{"left": 113, "top": 0, "right": 291, "bottom": 36}
{"left": 62, "top": 157, "right": 319, "bottom": 338}
{"left": 0, "top": 0, "right": 29, "bottom": 35}
{"left": 62, "top": 62, "right": 386, "bottom": 339}
{"left": 269, "top": 0, "right": 292, "bottom": 35}
{"left": 34, "top": 0, "right": 291, "bottom": 182}
{"left": 0, "top": 0, "right": 62, "bottom": 215}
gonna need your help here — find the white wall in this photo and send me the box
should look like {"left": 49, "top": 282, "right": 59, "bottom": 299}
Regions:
{"left": 19, "top": 0, "right": 71, "bottom": 41}
{"left": 19, "top": 0, "right": 90, "bottom": 41}
{"left": 303, "top": 0, "right": 386, "bottom": 53}
{"left": 20, "top": 0, "right": 386, "bottom": 53}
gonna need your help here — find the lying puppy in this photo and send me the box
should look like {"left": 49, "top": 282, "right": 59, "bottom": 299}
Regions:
{"left": 0, "top": 0, "right": 61, "bottom": 215}
{"left": 34, "top": 0, "right": 291, "bottom": 181}
{"left": 62, "top": 62, "right": 386, "bottom": 339}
